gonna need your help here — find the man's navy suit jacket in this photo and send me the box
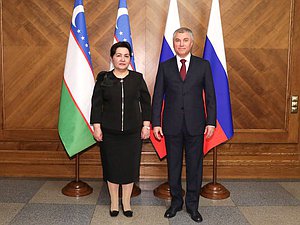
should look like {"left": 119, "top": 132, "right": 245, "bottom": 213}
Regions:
{"left": 152, "top": 55, "right": 216, "bottom": 136}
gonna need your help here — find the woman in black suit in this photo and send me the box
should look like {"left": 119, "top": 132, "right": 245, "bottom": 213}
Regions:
{"left": 90, "top": 42, "right": 151, "bottom": 217}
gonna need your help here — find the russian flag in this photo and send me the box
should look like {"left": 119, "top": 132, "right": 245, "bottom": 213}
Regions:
{"left": 150, "top": 0, "right": 180, "bottom": 159}
{"left": 203, "top": 0, "right": 234, "bottom": 154}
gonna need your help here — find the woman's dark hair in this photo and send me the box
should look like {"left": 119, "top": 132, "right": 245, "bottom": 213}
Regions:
{"left": 110, "top": 41, "right": 132, "bottom": 58}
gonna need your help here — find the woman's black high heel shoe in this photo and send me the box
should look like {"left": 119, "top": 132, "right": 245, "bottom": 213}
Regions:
{"left": 109, "top": 210, "right": 119, "bottom": 217}
{"left": 121, "top": 204, "right": 133, "bottom": 217}
{"left": 123, "top": 210, "right": 133, "bottom": 217}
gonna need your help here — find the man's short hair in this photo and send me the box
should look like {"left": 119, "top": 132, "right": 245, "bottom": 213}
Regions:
{"left": 173, "top": 27, "right": 194, "bottom": 41}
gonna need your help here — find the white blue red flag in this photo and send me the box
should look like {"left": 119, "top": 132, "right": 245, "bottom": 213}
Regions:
{"left": 58, "top": 0, "right": 96, "bottom": 157}
{"left": 203, "top": 0, "right": 234, "bottom": 154}
{"left": 150, "top": 0, "right": 180, "bottom": 159}
{"left": 112, "top": 0, "right": 136, "bottom": 71}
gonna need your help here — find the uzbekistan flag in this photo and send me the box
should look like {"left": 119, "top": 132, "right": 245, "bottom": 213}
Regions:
{"left": 58, "top": 0, "right": 96, "bottom": 157}
{"left": 111, "top": 0, "right": 136, "bottom": 71}
{"left": 203, "top": 0, "right": 234, "bottom": 154}
{"left": 150, "top": 0, "right": 180, "bottom": 159}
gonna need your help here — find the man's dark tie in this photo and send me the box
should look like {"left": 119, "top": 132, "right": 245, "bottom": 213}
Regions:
{"left": 180, "top": 59, "right": 187, "bottom": 81}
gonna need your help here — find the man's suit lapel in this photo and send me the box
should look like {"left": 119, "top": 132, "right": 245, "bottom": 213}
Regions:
{"left": 185, "top": 55, "right": 195, "bottom": 82}
{"left": 170, "top": 57, "right": 182, "bottom": 81}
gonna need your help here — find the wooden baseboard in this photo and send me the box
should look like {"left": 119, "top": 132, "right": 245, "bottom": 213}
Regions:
{"left": 0, "top": 143, "right": 299, "bottom": 179}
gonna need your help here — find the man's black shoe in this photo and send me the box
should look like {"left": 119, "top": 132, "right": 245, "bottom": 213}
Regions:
{"left": 186, "top": 209, "right": 203, "bottom": 223}
{"left": 164, "top": 206, "right": 183, "bottom": 218}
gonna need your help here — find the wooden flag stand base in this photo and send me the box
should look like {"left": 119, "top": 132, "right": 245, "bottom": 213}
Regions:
{"left": 153, "top": 181, "right": 185, "bottom": 200}
{"left": 200, "top": 182, "right": 229, "bottom": 199}
{"left": 62, "top": 180, "right": 93, "bottom": 197}
{"left": 201, "top": 147, "right": 230, "bottom": 200}
{"left": 62, "top": 154, "right": 93, "bottom": 197}
{"left": 154, "top": 181, "right": 172, "bottom": 200}
{"left": 131, "top": 183, "right": 141, "bottom": 197}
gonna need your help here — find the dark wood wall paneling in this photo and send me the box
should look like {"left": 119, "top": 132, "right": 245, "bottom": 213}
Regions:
{"left": 0, "top": 0, "right": 299, "bottom": 179}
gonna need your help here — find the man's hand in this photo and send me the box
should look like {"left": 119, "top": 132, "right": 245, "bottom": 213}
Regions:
{"left": 153, "top": 126, "right": 164, "bottom": 141}
{"left": 204, "top": 125, "right": 215, "bottom": 139}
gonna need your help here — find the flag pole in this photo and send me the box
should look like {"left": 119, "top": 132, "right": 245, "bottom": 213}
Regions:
{"left": 59, "top": 0, "right": 96, "bottom": 197}
{"left": 200, "top": 147, "right": 229, "bottom": 199}
{"left": 62, "top": 153, "right": 93, "bottom": 197}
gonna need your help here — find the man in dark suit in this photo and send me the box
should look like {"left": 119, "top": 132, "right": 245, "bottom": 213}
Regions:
{"left": 152, "top": 27, "right": 216, "bottom": 223}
